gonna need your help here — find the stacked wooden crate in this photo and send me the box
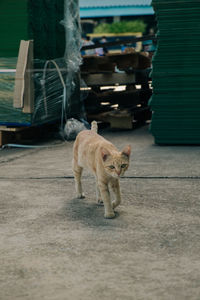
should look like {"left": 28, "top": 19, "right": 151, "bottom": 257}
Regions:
{"left": 81, "top": 52, "right": 152, "bottom": 129}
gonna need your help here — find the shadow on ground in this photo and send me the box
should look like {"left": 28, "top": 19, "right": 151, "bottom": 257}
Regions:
{"left": 64, "top": 197, "right": 120, "bottom": 228}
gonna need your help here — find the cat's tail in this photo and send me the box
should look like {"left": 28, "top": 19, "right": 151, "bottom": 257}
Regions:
{"left": 91, "top": 120, "right": 98, "bottom": 133}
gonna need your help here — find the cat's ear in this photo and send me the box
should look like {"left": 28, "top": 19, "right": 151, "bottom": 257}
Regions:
{"left": 121, "top": 145, "right": 131, "bottom": 158}
{"left": 101, "top": 147, "right": 110, "bottom": 161}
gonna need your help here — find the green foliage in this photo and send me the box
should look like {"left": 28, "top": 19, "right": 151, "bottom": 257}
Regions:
{"left": 94, "top": 20, "right": 147, "bottom": 34}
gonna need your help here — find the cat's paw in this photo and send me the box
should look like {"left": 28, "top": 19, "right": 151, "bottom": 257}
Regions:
{"left": 112, "top": 202, "right": 116, "bottom": 209}
{"left": 104, "top": 211, "right": 115, "bottom": 219}
{"left": 77, "top": 193, "right": 85, "bottom": 199}
{"left": 112, "top": 201, "right": 120, "bottom": 209}
{"left": 97, "top": 199, "right": 104, "bottom": 206}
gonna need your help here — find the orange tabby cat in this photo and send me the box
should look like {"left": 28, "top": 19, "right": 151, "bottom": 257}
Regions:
{"left": 72, "top": 121, "right": 131, "bottom": 219}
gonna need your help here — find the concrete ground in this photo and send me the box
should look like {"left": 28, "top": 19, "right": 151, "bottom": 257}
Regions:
{"left": 0, "top": 125, "right": 200, "bottom": 300}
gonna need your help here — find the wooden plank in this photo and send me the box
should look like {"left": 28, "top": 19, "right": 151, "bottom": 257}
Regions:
{"left": 13, "top": 40, "right": 29, "bottom": 108}
{"left": 0, "top": 126, "right": 27, "bottom": 132}
{"left": 88, "top": 110, "right": 133, "bottom": 129}
{"left": 107, "top": 115, "right": 133, "bottom": 129}
{"left": 81, "top": 53, "right": 140, "bottom": 72}
{"left": 13, "top": 40, "right": 34, "bottom": 113}
{"left": 0, "top": 131, "right": 2, "bottom": 147}
{"left": 102, "top": 110, "right": 133, "bottom": 129}
{"left": 82, "top": 73, "right": 135, "bottom": 87}
{"left": 0, "top": 131, "right": 15, "bottom": 147}
{"left": 23, "top": 40, "right": 34, "bottom": 113}
{"left": 81, "top": 52, "right": 151, "bottom": 73}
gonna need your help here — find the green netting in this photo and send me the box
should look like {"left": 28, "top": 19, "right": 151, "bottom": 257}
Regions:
{"left": 0, "top": 57, "right": 67, "bottom": 126}
{"left": 0, "top": 58, "right": 31, "bottom": 125}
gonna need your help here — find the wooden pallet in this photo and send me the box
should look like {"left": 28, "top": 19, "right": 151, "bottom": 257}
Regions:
{"left": 0, "top": 126, "right": 31, "bottom": 147}
{"left": 0, "top": 123, "right": 60, "bottom": 147}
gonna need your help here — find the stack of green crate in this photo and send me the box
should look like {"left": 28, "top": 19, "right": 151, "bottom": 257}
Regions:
{"left": 28, "top": 0, "right": 65, "bottom": 59}
{"left": 0, "top": 0, "right": 28, "bottom": 57}
{"left": 0, "top": 0, "right": 65, "bottom": 59}
{"left": 149, "top": 0, "right": 200, "bottom": 144}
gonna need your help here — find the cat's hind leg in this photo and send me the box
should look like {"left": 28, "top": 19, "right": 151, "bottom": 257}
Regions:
{"left": 110, "top": 179, "right": 121, "bottom": 209}
{"left": 72, "top": 160, "right": 85, "bottom": 199}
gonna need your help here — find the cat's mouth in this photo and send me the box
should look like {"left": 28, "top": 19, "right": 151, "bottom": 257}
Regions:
{"left": 112, "top": 173, "right": 123, "bottom": 178}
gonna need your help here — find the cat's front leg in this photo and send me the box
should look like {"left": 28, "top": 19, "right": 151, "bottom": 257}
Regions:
{"left": 73, "top": 163, "right": 85, "bottom": 199}
{"left": 110, "top": 179, "right": 121, "bottom": 209}
{"left": 96, "top": 182, "right": 104, "bottom": 206}
{"left": 98, "top": 181, "right": 115, "bottom": 219}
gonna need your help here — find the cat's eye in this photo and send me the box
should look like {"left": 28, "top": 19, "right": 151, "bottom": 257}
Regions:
{"left": 109, "top": 165, "right": 115, "bottom": 169}
{"left": 121, "top": 164, "right": 127, "bottom": 168}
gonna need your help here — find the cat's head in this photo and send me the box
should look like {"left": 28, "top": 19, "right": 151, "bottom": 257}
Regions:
{"left": 101, "top": 145, "right": 131, "bottom": 178}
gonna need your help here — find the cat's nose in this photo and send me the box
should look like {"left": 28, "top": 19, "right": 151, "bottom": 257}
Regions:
{"left": 116, "top": 170, "right": 121, "bottom": 176}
